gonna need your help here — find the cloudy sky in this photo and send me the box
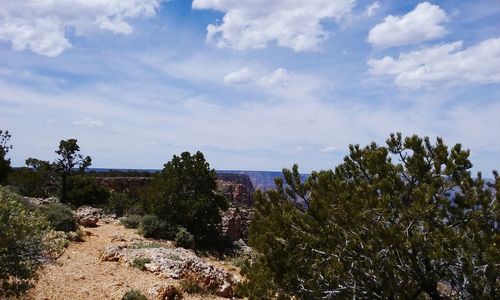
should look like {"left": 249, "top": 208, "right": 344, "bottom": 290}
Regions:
{"left": 0, "top": 0, "right": 499, "bottom": 173}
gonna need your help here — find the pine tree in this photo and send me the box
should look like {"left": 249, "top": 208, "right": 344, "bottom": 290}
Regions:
{"left": 241, "top": 133, "right": 499, "bottom": 299}
{"left": 144, "top": 151, "right": 229, "bottom": 248}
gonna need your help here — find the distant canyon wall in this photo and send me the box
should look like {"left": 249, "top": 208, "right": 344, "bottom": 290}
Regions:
{"left": 95, "top": 173, "right": 255, "bottom": 208}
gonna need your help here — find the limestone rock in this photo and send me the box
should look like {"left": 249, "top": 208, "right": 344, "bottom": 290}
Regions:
{"left": 100, "top": 245, "right": 124, "bottom": 262}
{"left": 22, "top": 196, "right": 59, "bottom": 206}
{"left": 102, "top": 240, "right": 240, "bottom": 298}
{"left": 76, "top": 206, "right": 104, "bottom": 227}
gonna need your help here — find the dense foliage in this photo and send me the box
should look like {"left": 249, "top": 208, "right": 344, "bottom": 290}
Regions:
{"left": 241, "top": 133, "right": 499, "bottom": 299}
{"left": 8, "top": 164, "right": 54, "bottom": 198}
{"left": 143, "top": 151, "right": 228, "bottom": 248}
{"left": 106, "top": 191, "right": 139, "bottom": 217}
{"left": 8, "top": 139, "right": 109, "bottom": 207}
{"left": 0, "top": 188, "right": 48, "bottom": 298}
{"left": 138, "top": 214, "right": 172, "bottom": 239}
{"left": 175, "top": 226, "right": 195, "bottom": 249}
{"left": 65, "top": 174, "right": 109, "bottom": 207}
{"left": 38, "top": 203, "right": 78, "bottom": 232}
{"left": 0, "top": 130, "right": 12, "bottom": 184}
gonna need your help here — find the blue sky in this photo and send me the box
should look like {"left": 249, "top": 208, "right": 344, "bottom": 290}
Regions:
{"left": 0, "top": 0, "right": 499, "bottom": 173}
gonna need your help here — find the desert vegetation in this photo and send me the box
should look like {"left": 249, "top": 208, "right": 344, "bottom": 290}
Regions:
{"left": 0, "top": 129, "right": 498, "bottom": 299}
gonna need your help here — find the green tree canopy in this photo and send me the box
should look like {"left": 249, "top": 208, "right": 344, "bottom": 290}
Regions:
{"left": 242, "top": 133, "right": 499, "bottom": 299}
{"left": 0, "top": 130, "right": 12, "bottom": 184}
{"left": 54, "top": 139, "right": 91, "bottom": 203}
{"left": 144, "top": 151, "right": 229, "bottom": 247}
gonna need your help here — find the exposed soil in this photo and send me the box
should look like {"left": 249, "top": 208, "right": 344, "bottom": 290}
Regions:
{"left": 27, "top": 221, "right": 234, "bottom": 300}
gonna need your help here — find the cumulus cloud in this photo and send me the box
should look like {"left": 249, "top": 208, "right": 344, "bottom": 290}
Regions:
{"left": 0, "top": 0, "right": 162, "bottom": 57}
{"left": 368, "top": 37, "right": 500, "bottom": 88}
{"left": 223, "top": 67, "right": 290, "bottom": 88}
{"left": 192, "top": 0, "right": 356, "bottom": 52}
{"left": 368, "top": 2, "right": 448, "bottom": 49}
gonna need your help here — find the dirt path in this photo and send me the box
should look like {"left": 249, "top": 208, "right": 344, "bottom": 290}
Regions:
{"left": 27, "top": 222, "right": 228, "bottom": 300}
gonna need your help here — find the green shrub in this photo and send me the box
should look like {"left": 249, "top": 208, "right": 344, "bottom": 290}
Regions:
{"left": 122, "top": 289, "right": 147, "bottom": 300}
{"left": 106, "top": 192, "right": 137, "bottom": 217}
{"left": 43, "top": 230, "right": 70, "bottom": 257}
{"left": 0, "top": 188, "right": 48, "bottom": 298}
{"left": 39, "top": 203, "right": 78, "bottom": 232}
{"left": 230, "top": 256, "right": 247, "bottom": 269}
{"left": 175, "top": 227, "right": 195, "bottom": 249}
{"left": 131, "top": 257, "right": 151, "bottom": 271}
{"left": 66, "top": 175, "right": 109, "bottom": 207}
{"left": 139, "top": 214, "right": 176, "bottom": 239}
{"left": 120, "top": 215, "right": 142, "bottom": 229}
{"left": 7, "top": 167, "right": 53, "bottom": 198}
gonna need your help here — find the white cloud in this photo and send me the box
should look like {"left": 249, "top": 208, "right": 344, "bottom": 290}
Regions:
{"left": 368, "top": 2, "right": 448, "bottom": 49}
{"left": 72, "top": 118, "right": 104, "bottom": 127}
{"left": 0, "top": 0, "right": 162, "bottom": 57}
{"left": 223, "top": 67, "right": 291, "bottom": 89}
{"left": 365, "top": 1, "right": 380, "bottom": 18}
{"left": 222, "top": 67, "right": 255, "bottom": 85}
{"left": 192, "top": 0, "right": 356, "bottom": 52}
{"left": 257, "top": 68, "right": 289, "bottom": 88}
{"left": 368, "top": 37, "right": 500, "bottom": 88}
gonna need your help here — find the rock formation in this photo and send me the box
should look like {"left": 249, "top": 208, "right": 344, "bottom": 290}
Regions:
{"left": 216, "top": 173, "right": 255, "bottom": 207}
{"left": 101, "top": 236, "right": 241, "bottom": 298}
{"left": 22, "top": 196, "right": 59, "bottom": 206}
{"left": 75, "top": 206, "right": 104, "bottom": 227}
{"left": 221, "top": 208, "right": 254, "bottom": 242}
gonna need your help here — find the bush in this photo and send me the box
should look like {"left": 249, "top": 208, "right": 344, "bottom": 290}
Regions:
{"left": 122, "top": 289, "right": 147, "bottom": 300}
{"left": 42, "top": 230, "right": 70, "bottom": 257}
{"left": 7, "top": 167, "right": 53, "bottom": 198}
{"left": 120, "top": 215, "right": 142, "bottom": 229}
{"left": 139, "top": 214, "right": 176, "bottom": 239}
{"left": 66, "top": 175, "right": 109, "bottom": 207}
{"left": 39, "top": 203, "right": 78, "bottom": 232}
{"left": 131, "top": 257, "right": 151, "bottom": 271}
{"left": 0, "top": 188, "right": 48, "bottom": 298}
{"left": 105, "top": 192, "right": 137, "bottom": 217}
{"left": 175, "top": 227, "right": 195, "bottom": 249}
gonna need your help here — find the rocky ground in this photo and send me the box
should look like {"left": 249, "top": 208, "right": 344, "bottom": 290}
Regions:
{"left": 27, "top": 220, "right": 242, "bottom": 300}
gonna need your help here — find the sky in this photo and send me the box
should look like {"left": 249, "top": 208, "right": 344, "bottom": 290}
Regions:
{"left": 0, "top": 0, "right": 499, "bottom": 173}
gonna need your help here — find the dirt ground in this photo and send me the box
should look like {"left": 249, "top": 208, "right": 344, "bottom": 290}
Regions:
{"left": 27, "top": 222, "right": 236, "bottom": 300}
